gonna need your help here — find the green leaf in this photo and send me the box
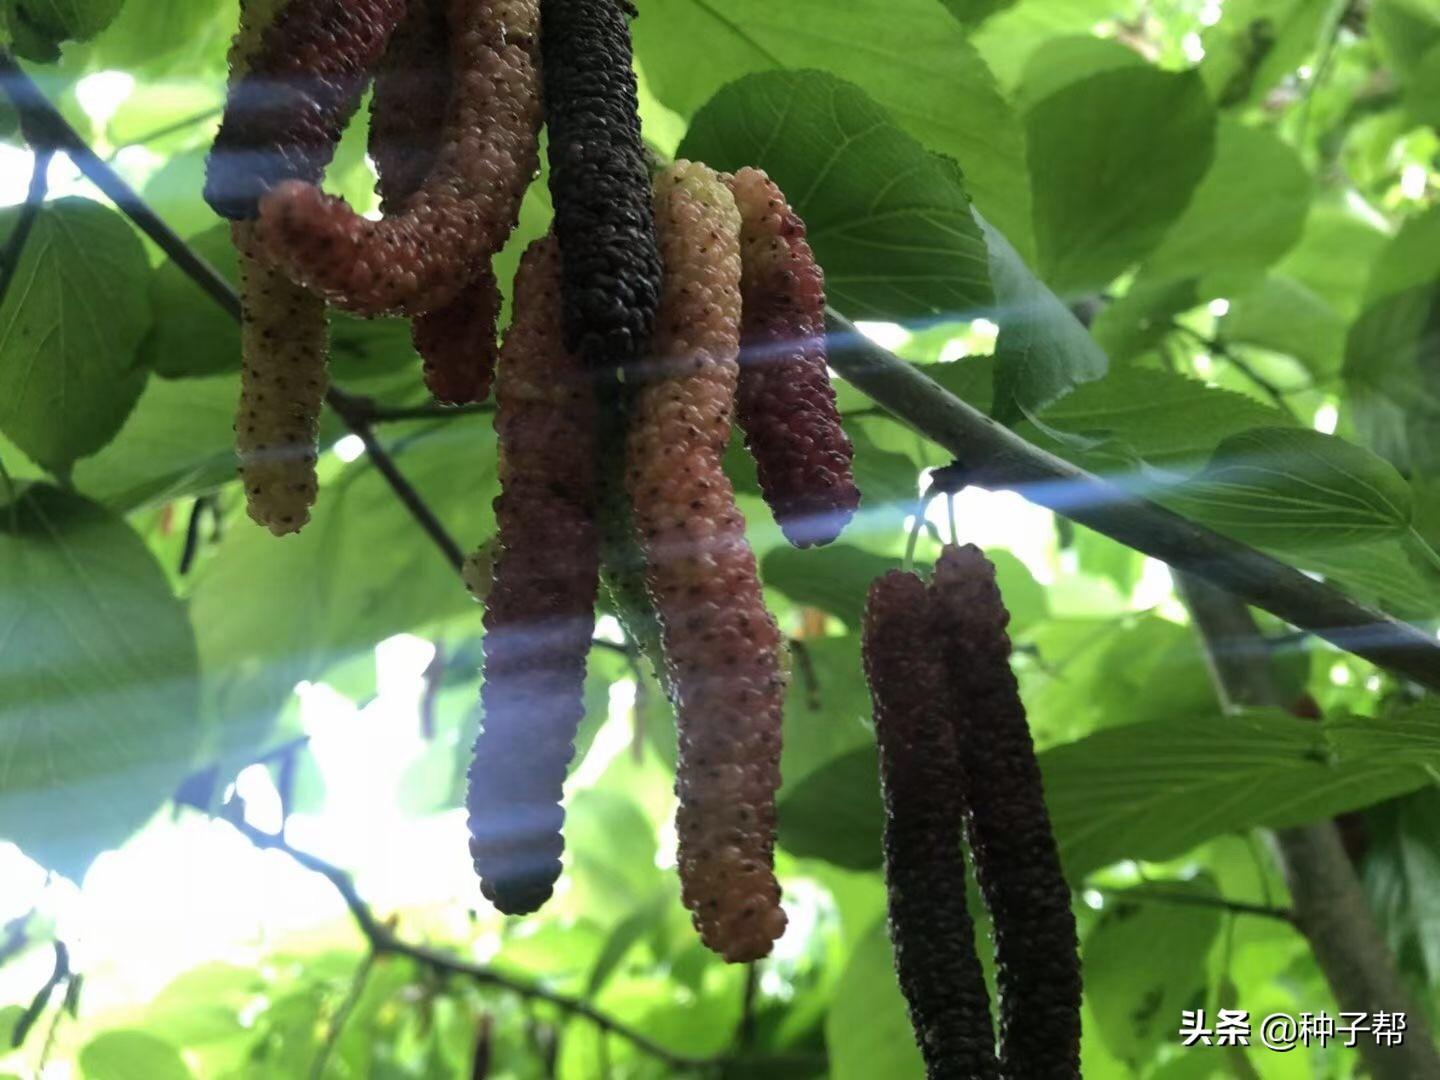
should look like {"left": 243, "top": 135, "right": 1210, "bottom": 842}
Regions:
{"left": 1406, "top": 40, "right": 1440, "bottom": 128}
{"left": 1141, "top": 121, "right": 1312, "bottom": 288}
{"left": 980, "top": 213, "right": 1107, "bottom": 417}
{"left": 1084, "top": 878, "right": 1222, "bottom": 1066}
{"left": 1045, "top": 705, "right": 1440, "bottom": 880}
{"left": 1025, "top": 66, "right": 1216, "bottom": 296}
{"left": 0, "top": 198, "right": 151, "bottom": 474}
{"left": 763, "top": 544, "right": 898, "bottom": 631}
{"left": 1013, "top": 34, "right": 1144, "bottom": 113}
{"left": 190, "top": 420, "right": 496, "bottom": 764}
{"left": 941, "top": 0, "right": 1016, "bottom": 26}
{"left": 781, "top": 635, "right": 875, "bottom": 789}
{"left": 1027, "top": 367, "right": 1293, "bottom": 474}
{"left": 1275, "top": 200, "right": 1390, "bottom": 321}
{"left": 1090, "top": 277, "right": 1200, "bottom": 365}
{"left": 1162, "top": 428, "right": 1413, "bottom": 550}
{"left": 678, "top": 70, "right": 993, "bottom": 322}
{"left": 2, "top": 0, "right": 124, "bottom": 60}
{"left": 79, "top": 1031, "right": 192, "bottom": 1080}
{"left": 1199, "top": 0, "right": 1334, "bottom": 108}
{"left": 1222, "top": 274, "right": 1346, "bottom": 379}
{"left": 777, "top": 745, "right": 882, "bottom": 869}
{"left": 86, "top": 0, "right": 227, "bottom": 73}
{"left": 635, "top": 0, "right": 1035, "bottom": 258}
{"left": 781, "top": 704, "right": 1440, "bottom": 878}
{"left": 1372, "top": 0, "right": 1440, "bottom": 77}
{"left": 0, "top": 485, "right": 200, "bottom": 881}
{"left": 826, "top": 919, "right": 924, "bottom": 1080}
{"left": 1364, "top": 788, "right": 1440, "bottom": 988}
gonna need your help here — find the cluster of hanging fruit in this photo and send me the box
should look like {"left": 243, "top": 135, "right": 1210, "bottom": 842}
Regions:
{"left": 205, "top": 0, "right": 857, "bottom": 965}
{"left": 866, "top": 545, "right": 1082, "bottom": 1079}
{"left": 205, "top": 0, "right": 1080, "bottom": 1066}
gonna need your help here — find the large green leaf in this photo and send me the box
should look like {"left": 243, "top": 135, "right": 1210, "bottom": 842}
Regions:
{"left": 981, "top": 213, "right": 1108, "bottom": 417}
{"left": 826, "top": 919, "right": 925, "bottom": 1080}
{"left": 1276, "top": 200, "right": 1390, "bottom": 320}
{"left": 1013, "top": 34, "right": 1144, "bottom": 113}
{"left": 79, "top": 1031, "right": 193, "bottom": 1080}
{"left": 779, "top": 705, "right": 1440, "bottom": 877}
{"left": 1222, "top": 274, "right": 1346, "bottom": 379}
{"left": 1084, "top": 878, "right": 1222, "bottom": 1067}
{"left": 1027, "top": 367, "right": 1293, "bottom": 474}
{"left": 634, "top": 0, "right": 1034, "bottom": 257}
{"left": 1364, "top": 789, "right": 1440, "bottom": 988}
{"left": 2, "top": 0, "right": 125, "bottom": 60}
{"left": 0, "top": 485, "right": 200, "bottom": 880}
{"left": 0, "top": 198, "right": 151, "bottom": 474}
{"left": 1199, "top": 0, "right": 1334, "bottom": 107}
{"left": 678, "top": 70, "right": 993, "bottom": 322}
{"left": 763, "top": 545, "right": 900, "bottom": 631}
{"left": 1162, "top": 427, "right": 1413, "bottom": 550}
{"left": 190, "top": 419, "right": 497, "bottom": 764}
{"left": 1141, "top": 120, "right": 1312, "bottom": 288}
{"left": 1046, "top": 705, "right": 1440, "bottom": 879}
{"left": 1025, "top": 66, "right": 1215, "bottom": 296}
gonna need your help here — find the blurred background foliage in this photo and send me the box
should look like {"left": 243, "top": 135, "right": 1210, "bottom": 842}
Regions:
{"left": 0, "top": 0, "right": 1438, "bottom": 1076}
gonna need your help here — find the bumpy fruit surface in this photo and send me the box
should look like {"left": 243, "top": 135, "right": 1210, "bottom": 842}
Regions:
{"left": 466, "top": 236, "right": 601, "bottom": 915}
{"left": 627, "top": 161, "right": 786, "bottom": 962}
{"left": 226, "top": 2, "right": 330, "bottom": 536}
{"left": 541, "top": 0, "right": 662, "bottom": 368}
{"left": 728, "top": 167, "right": 858, "bottom": 548}
{"left": 864, "top": 570, "right": 1000, "bottom": 1080}
{"left": 232, "top": 228, "right": 330, "bottom": 536}
{"left": 205, "top": 0, "right": 408, "bottom": 220}
{"left": 411, "top": 267, "right": 502, "bottom": 404}
{"left": 254, "top": 0, "right": 543, "bottom": 318}
{"left": 931, "top": 544, "right": 1081, "bottom": 1080}
{"left": 368, "top": 0, "right": 450, "bottom": 211}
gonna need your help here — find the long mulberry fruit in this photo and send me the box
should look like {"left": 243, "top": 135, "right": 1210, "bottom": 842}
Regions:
{"left": 466, "top": 235, "right": 601, "bottom": 915}
{"left": 729, "top": 167, "right": 859, "bottom": 548}
{"left": 542, "top": 0, "right": 662, "bottom": 369}
{"left": 627, "top": 161, "right": 786, "bottom": 962}
{"left": 226, "top": 0, "right": 330, "bottom": 535}
{"left": 931, "top": 544, "right": 1081, "bottom": 1080}
{"left": 411, "top": 268, "right": 503, "bottom": 404}
{"left": 368, "top": 0, "right": 451, "bottom": 212}
{"left": 205, "top": 0, "right": 408, "bottom": 220}
{"left": 254, "top": 0, "right": 543, "bottom": 318}
{"left": 233, "top": 225, "right": 330, "bottom": 535}
{"left": 864, "top": 571, "right": 1000, "bottom": 1080}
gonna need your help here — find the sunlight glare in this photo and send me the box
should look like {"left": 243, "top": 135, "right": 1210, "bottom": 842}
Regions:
{"left": 1181, "top": 33, "right": 1205, "bottom": 62}
{"left": 333, "top": 434, "right": 366, "bottom": 462}
{"left": 1313, "top": 403, "right": 1338, "bottom": 434}
{"left": 1401, "top": 164, "right": 1429, "bottom": 201}
{"left": 1207, "top": 298, "right": 1230, "bottom": 318}
{"left": 854, "top": 320, "right": 912, "bottom": 351}
{"left": 75, "top": 71, "right": 135, "bottom": 128}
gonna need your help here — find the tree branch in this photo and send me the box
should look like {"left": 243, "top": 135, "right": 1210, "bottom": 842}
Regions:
{"left": 1179, "top": 574, "right": 1440, "bottom": 1080}
{"left": 825, "top": 311, "right": 1440, "bottom": 692}
{"left": 0, "top": 147, "right": 51, "bottom": 311}
{"left": 220, "top": 809, "right": 732, "bottom": 1072}
{"left": 7, "top": 46, "right": 1437, "bottom": 693}
{"left": 1092, "top": 886, "right": 1295, "bottom": 925}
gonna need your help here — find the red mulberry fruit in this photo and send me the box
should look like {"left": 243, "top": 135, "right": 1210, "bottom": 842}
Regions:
{"left": 627, "top": 161, "right": 786, "bottom": 962}
{"left": 411, "top": 267, "right": 502, "bottom": 404}
{"left": 931, "top": 544, "right": 1081, "bottom": 1080}
{"left": 205, "top": 0, "right": 408, "bottom": 220}
{"left": 253, "top": 0, "right": 543, "bottom": 318}
{"left": 541, "top": 0, "right": 663, "bottom": 369}
{"left": 466, "top": 235, "right": 601, "bottom": 915}
{"left": 864, "top": 570, "right": 1000, "bottom": 1080}
{"left": 729, "top": 167, "right": 858, "bottom": 548}
{"left": 368, "top": 0, "right": 451, "bottom": 212}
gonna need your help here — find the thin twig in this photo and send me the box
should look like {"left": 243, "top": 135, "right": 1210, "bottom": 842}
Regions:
{"left": 1168, "top": 321, "right": 1296, "bottom": 414}
{"left": 10, "top": 941, "right": 68, "bottom": 1049}
{"left": 104, "top": 106, "right": 223, "bottom": 161}
{"left": 222, "top": 811, "right": 725, "bottom": 1072}
{"left": 825, "top": 310, "right": 1440, "bottom": 692}
{"left": 0, "top": 148, "right": 51, "bottom": 311}
{"left": 310, "top": 952, "right": 376, "bottom": 1080}
{"left": 1093, "top": 887, "right": 1295, "bottom": 925}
